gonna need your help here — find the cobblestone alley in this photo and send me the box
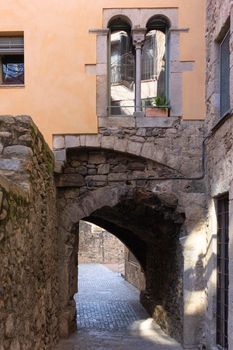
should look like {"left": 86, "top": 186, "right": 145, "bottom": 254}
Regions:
{"left": 55, "top": 264, "right": 183, "bottom": 350}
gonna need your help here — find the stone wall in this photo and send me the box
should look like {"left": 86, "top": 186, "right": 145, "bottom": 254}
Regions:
{"left": 0, "top": 116, "right": 59, "bottom": 350}
{"left": 205, "top": 1, "right": 233, "bottom": 349}
{"left": 205, "top": 118, "right": 233, "bottom": 349}
{"left": 78, "top": 220, "right": 125, "bottom": 265}
{"left": 53, "top": 117, "right": 204, "bottom": 179}
{"left": 55, "top": 115, "right": 207, "bottom": 348}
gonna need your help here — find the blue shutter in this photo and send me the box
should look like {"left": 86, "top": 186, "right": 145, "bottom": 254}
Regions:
{"left": 220, "top": 31, "right": 230, "bottom": 117}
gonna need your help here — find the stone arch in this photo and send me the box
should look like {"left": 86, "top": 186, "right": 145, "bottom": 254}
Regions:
{"left": 55, "top": 144, "right": 207, "bottom": 348}
{"left": 54, "top": 136, "right": 185, "bottom": 177}
{"left": 107, "top": 15, "right": 132, "bottom": 29}
{"left": 146, "top": 14, "right": 171, "bottom": 30}
{"left": 57, "top": 182, "right": 186, "bottom": 343}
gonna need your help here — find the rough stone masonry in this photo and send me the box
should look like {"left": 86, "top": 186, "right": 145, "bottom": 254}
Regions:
{"left": 0, "top": 115, "right": 208, "bottom": 350}
{"left": 0, "top": 116, "right": 59, "bottom": 350}
{"left": 54, "top": 116, "right": 207, "bottom": 349}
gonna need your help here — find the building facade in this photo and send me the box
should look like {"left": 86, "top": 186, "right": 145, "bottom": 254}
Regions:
{"left": 0, "top": 1, "right": 232, "bottom": 350}
{"left": 0, "top": 0, "right": 205, "bottom": 144}
{"left": 205, "top": 1, "right": 233, "bottom": 349}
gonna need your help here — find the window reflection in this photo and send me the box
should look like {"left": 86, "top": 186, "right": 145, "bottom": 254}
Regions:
{"left": 142, "top": 29, "right": 166, "bottom": 105}
{"left": 110, "top": 29, "right": 135, "bottom": 115}
{"left": 2, "top": 55, "right": 24, "bottom": 84}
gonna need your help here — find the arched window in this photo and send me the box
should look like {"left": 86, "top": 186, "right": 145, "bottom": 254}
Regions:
{"left": 108, "top": 17, "right": 135, "bottom": 115}
{"left": 142, "top": 16, "right": 169, "bottom": 106}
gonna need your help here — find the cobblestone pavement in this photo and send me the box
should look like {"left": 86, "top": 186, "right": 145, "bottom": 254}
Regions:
{"left": 55, "top": 264, "right": 183, "bottom": 350}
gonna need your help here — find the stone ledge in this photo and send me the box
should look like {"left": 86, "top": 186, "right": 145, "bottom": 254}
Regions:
{"left": 98, "top": 117, "right": 136, "bottom": 128}
{"left": 98, "top": 116, "right": 181, "bottom": 128}
{"left": 136, "top": 116, "right": 180, "bottom": 128}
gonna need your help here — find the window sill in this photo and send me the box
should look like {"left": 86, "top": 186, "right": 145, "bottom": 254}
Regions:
{"left": 0, "top": 84, "right": 25, "bottom": 88}
{"left": 98, "top": 116, "right": 179, "bottom": 128}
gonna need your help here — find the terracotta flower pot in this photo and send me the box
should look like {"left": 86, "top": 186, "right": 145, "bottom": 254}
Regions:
{"left": 145, "top": 107, "right": 169, "bottom": 117}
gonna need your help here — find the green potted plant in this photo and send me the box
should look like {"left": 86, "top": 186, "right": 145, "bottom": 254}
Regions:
{"left": 145, "top": 96, "right": 170, "bottom": 117}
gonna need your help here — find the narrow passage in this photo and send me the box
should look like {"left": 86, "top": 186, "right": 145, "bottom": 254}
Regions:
{"left": 55, "top": 264, "right": 183, "bottom": 350}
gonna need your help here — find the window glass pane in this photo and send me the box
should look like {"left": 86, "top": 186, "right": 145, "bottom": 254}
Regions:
{"left": 110, "top": 30, "right": 135, "bottom": 115}
{"left": 142, "top": 29, "right": 166, "bottom": 105}
{"left": 2, "top": 55, "right": 24, "bottom": 84}
{"left": 220, "top": 31, "right": 230, "bottom": 117}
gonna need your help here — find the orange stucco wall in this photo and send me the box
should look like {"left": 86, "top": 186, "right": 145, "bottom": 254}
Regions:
{"left": 0, "top": 0, "right": 205, "bottom": 145}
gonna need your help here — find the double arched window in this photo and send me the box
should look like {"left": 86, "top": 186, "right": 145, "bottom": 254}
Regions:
{"left": 108, "top": 16, "right": 169, "bottom": 116}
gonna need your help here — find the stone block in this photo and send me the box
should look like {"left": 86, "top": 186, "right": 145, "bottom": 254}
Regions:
{"left": 0, "top": 159, "right": 22, "bottom": 171}
{"left": 56, "top": 174, "right": 85, "bottom": 187}
{"left": 65, "top": 135, "right": 80, "bottom": 148}
{"left": 140, "top": 142, "right": 154, "bottom": 160}
{"left": 96, "top": 76, "right": 108, "bottom": 117}
{"left": 136, "top": 117, "right": 178, "bottom": 128}
{"left": 54, "top": 161, "right": 64, "bottom": 174}
{"left": 76, "top": 166, "right": 88, "bottom": 175}
{"left": 71, "top": 160, "right": 81, "bottom": 167}
{"left": 96, "top": 63, "right": 107, "bottom": 76}
{"left": 85, "top": 135, "right": 101, "bottom": 148}
{"left": 169, "top": 72, "right": 182, "bottom": 116}
{"left": 88, "top": 153, "right": 106, "bottom": 164}
{"left": 98, "top": 164, "right": 110, "bottom": 175}
{"left": 136, "top": 128, "right": 147, "bottom": 137}
{"left": 0, "top": 131, "right": 11, "bottom": 138}
{"left": 152, "top": 148, "right": 166, "bottom": 164}
{"left": 127, "top": 141, "right": 142, "bottom": 156}
{"left": 108, "top": 173, "right": 127, "bottom": 182}
{"left": 85, "top": 175, "right": 107, "bottom": 185}
{"left": 54, "top": 149, "right": 66, "bottom": 162}
{"left": 101, "top": 136, "right": 115, "bottom": 149}
{"left": 96, "top": 35, "right": 108, "bottom": 64}
{"left": 3, "top": 145, "right": 33, "bottom": 158}
{"left": 112, "top": 164, "right": 127, "bottom": 173}
{"left": 80, "top": 135, "right": 86, "bottom": 146}
{"left": 88, "top": 168, "right": 97, "bottom": 175}
{"left": 53, "top": 136, "right": 65, "bottom": 150}
{"left": 114, "top": 138, "right": 128, "bottom": 153}
{"left": 98, "top": 117, "right": 135, "bottom": 128}
{"left": 127, "top": 162, "right": 145, "bottom": 171}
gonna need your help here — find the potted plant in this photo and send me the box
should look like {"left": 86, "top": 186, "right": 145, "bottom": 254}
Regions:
{"left": 145, "top": 96, "right": 170, "bottom": 117}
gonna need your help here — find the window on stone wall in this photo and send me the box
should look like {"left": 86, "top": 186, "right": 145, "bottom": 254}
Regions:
{"left": 216, "top": 194, "right": 229, "bottom": 349}
{"left": 0, "top": 36, "right": 24, "bottom": 85}
{"left": 220, "top": 29, "right": 230, "bottom": 117}
{"left": 109, "top": 17, "right": 135, "bottom": 116}
{"left": 142, "top": 16, "right": 169, "bottom": 107}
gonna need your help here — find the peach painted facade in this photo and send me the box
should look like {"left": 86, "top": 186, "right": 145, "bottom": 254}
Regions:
{"left": 0, "top": 0, "right": 205, "bottom": 145}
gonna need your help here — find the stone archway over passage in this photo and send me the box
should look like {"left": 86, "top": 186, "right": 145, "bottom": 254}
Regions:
{"left": 55, "top": 145, "right": 207, "bottom": 349}
{"left": 57, "top": 184, "right": 185, "bottom": 344}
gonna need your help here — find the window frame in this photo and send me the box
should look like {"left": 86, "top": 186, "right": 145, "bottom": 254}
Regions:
{"left": 0, "top": 35, "right": 25, "bottom": 87}
{"left": 144, "top": 16, "right": 170, "bottom": 102}
{"left": 219, "top": 29, "right": 230, "bottom": 118}
{"left": 108, "top": 18, "right": 135, "bottom": 116}
{"left": 216, "top": 193, "right": 229, "bottom": 350}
